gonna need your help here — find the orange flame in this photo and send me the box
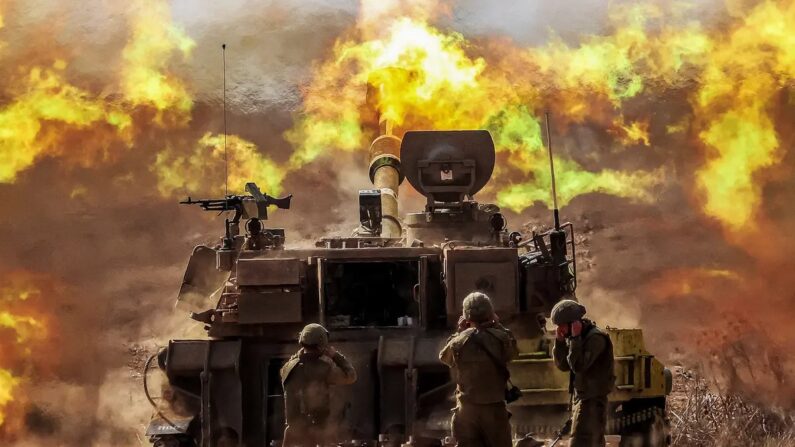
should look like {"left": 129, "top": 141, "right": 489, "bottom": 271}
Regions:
{"left": 0, "top": 0, "right": 193, "bottom": 184}
{"left": 286, "top": 12, "right": 668, "bottom": 212}
{"left": 154, "top": 132, "right": 286, "bottom": 196}
{"left": 0, "top": 61, "right": 133, "bottom": 183}
{"left": 280, "top": 0, "right": 795, "bottom": 238}
{"left": 0, "top": 271, "right": 59, "bottom": 438}
{"left": 691, "top": 1, "right": 795, "bottom": 235}
{"left": 121, "top": 0, "right": 195, "bottom": 124}
{"left": 613, "top": 117, "right": 651, "bottom": 147}
{"left": 2, "top": 0, "right": 791, "bottom": 238}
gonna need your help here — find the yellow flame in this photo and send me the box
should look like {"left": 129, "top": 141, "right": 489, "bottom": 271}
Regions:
{"left": 0, "top": 370, "right": 19, "bottom": 428}
{"left": 0, "top": 313, "right": 45, "bottom": 345}
{"left": 666, "top": 119, "right": 689, "bottom": 135}
{"left": 0, "top": 274, "right": 51, "bottom": 432}
{"left": 286, "top": 0, "right": 795, "bottom": 229}
{"left": 121, "top": 0, "right": 195, "bottom": 123}
{"left": 692, "top": 1, "right": 795, "bottom": 233}
{"left": 1, "top": 0, "right": 792, "bottom": 237}
{"left": 0, "top": 0, "right": 194, "bottom": 184}
{"left": 0, "top": 62, "right": 132, "bottom": 183}
{"left": 614, "top": 117, "right": 651, "bottom": 147}
{"left": 498, "top": 163, "right": 666, "bottom": 212}
{"left": 285, "top": 18, "right": 488, "bottom": 165}
{"left": 154, "top": 132, "right": 285, "bottom": 197}
{"left": 0, "top": 279, "right": 48, "bottom": 348}
{"left": 517, "top": 3, "right": 710, "bottom": 118}
{"left": 287, "top": 15, "right": 667, "bottom": 211}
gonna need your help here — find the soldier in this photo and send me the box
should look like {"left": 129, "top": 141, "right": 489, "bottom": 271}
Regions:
{"left": 281, "top": 323, "right": 357, "bottom": 447}
{"left": 551, "top": 300, "right": 615, "bottom": 447}
{"left": 439, "top": 292, "right": 520, "bottom": 447}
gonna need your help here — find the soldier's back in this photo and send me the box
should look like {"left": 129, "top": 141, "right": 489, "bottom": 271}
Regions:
{"left": 282, "top": 352, "right": 335, "bottom": 420}
{"left": 448, "top": 326, "right": 515, "bottom": 405}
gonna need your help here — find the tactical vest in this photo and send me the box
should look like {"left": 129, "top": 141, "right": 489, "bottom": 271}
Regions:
{"left": 573, "top": 324, "right": 615, "bottom": 400}
{"left": 281, "top": 353, "right": 333, "bottom": 425}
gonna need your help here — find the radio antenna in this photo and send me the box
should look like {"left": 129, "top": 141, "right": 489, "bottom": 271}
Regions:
{"left": 222, "top": 43, "right": 228, "bottom": 198}
{"left": 220, "top": 43, "right": 234, "bottom": 250}
{"left": 545, "top": 111, "right": 561, "bottom": 230}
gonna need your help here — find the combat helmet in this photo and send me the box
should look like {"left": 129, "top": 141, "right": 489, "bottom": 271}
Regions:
{"left": 550, "top": 299, "right": 586, "bottom": 325}
{"left": 299, "top": 323, "right": 329, "bottom": 348}
{"left": 463, "top": 291, "right": 494, "bottom": 323}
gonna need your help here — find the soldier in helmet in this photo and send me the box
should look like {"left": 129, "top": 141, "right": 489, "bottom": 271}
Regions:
{"left": 280, "top": 323, "right": 357, "bottom": 446}
{"left": 439, "top": 292, "right": 519, "bottom": 447}
{"left": 551, "top": 300, "right": 615, "bottom": 447}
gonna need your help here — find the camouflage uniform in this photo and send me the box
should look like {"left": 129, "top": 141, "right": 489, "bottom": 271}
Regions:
{"left": 281, "top": 324, "right": 357, "bottom": 447}
{"left": 439, "top": 292, "right": 519, "bottom": 447}
{"left": 551, "top": 300, "right": 615, "bottom": 447}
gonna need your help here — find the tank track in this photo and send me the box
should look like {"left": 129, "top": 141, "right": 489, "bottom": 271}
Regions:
{"left": 608, "top": 407, "right": 664, "bottom": 433}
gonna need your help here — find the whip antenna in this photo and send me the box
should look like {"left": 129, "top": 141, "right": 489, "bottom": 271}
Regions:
{"left": 222, "top": 43, "right": 228, "bottom": 198}
{"left": 545, "top": 111, "right": 561, "bottom": 230}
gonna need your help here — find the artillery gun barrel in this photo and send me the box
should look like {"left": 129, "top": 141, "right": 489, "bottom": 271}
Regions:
{"left": 368, "top": 124, "right": 403, "bottom": 238}
{"left": 364, "top": 71, "right": 406, "bottom": 239}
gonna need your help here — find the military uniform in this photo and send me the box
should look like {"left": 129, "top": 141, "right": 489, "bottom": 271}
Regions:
{"left": 281, "top": 324, "right": 357, "bottom": 447}
{"left": 439, "top": 292, "right": 519, "bottom": 447}
{"left": 551, "top": 301, "right": 615, "bottom": 447}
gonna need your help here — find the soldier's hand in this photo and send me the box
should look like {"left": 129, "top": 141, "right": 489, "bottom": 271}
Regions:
{"left": 556, "top": 324, "right": 568, "bottom": 340}
{"left": 570, "top": 320, "right": 583, "bottom": 338}
{"left": 325, "top": 346, "right": 338, "bottom": 357}
{"left": 457, "top": 315, "right": 469, "bottom": 331}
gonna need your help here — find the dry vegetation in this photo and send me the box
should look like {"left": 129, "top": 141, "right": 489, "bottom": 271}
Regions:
{"left": 668, "top": 366, "right": 795, "bottom": 447}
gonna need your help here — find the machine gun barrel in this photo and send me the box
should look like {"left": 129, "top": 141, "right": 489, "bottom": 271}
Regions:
{"left": 180, "top": 196, "right": 242, "bottom": 211}
{"left": 179, "top": 183, "right": 292, "bottom": 223}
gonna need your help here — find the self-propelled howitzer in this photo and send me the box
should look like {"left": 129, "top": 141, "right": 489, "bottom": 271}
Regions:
{"left": 144, "top": 130, "right": 671, "bottom": 447}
